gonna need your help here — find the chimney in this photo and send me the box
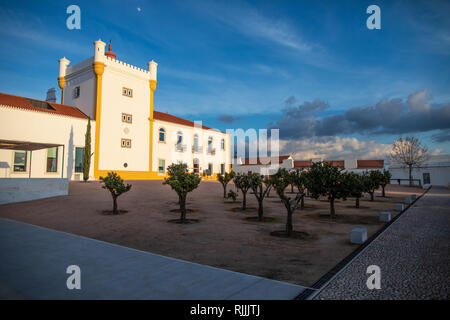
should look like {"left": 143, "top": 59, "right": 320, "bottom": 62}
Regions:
{"left": 46, "top": 88, "right": 57, "bottom": 103}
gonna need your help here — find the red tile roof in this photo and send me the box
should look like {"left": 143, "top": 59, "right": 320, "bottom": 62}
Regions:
{"left": 242, "top": 155, "right": 291, "bottom": 165}
{"left": 154, "top": 110, "right": 223, "bottom": 133}
{"left": 357, "top": 160, "right": 384, "bottom": 169}
{"left": 294, "top": 160, "right": 312, "bottom": 168}
{"left": 0, "top": 92, "right": 88, "bottom": 119}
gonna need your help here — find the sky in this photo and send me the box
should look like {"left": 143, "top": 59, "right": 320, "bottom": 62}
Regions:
{"left": 0, "top": 0, "right": 449, "bottom": 160}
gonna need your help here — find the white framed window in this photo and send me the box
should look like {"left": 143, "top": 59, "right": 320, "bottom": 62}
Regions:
{"left": 158, "top": 159, "right": 165, "bottom": 174}
{"left": 13, "top": 151, "right": 27, "bottom": 172}
{"left": 121, "top": 138, "right": 132, "bottom": 148}
{"left": 74, "top": 86, "right": 80, "bottom": 99}
{"left": 159, "top": 127, "right": 166, "bottom": 142}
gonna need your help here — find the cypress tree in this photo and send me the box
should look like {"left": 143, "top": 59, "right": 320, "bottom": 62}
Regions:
{"left": 83, "top": 118, "right": 91, "bottom": 181}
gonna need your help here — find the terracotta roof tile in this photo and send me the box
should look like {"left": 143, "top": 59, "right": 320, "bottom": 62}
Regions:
{"left": 294, "top": 160, "right": 312, "bottom": 168}
{"left": 324, "top": 160, "right": 345, "bottom": 168}
{"left": 357, "top": 160, "right": 384, "bottom": 169}
{"left": 0, "top": 92, "right": 88, "bottom": 119}
{"left": 154, "top": 110, "right": 224, "bottom": 133}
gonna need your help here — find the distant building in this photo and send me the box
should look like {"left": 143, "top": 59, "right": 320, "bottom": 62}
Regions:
{"left": 388, "top": 155, "right": 450, "bottom": 187}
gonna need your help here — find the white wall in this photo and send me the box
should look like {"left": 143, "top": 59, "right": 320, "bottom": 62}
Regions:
{"left": 233, "top": 158, "right": 293, "bottom": 175}
{"left": 389, "top": 166, "right": 450, "bottom": 187}
{"left": 153, "top": 119, "right": 230, "bottom": 175}
{"left": 0, "top": 106, "right": 95, "bottom": 180}
{"left": 0, "top": 178, "right": 68, "bottom": 204}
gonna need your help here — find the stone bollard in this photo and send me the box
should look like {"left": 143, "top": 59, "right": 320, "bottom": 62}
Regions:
{"left": 379, "top": 211, "right": 391, "bottom": 222}
{"left": 411, "top": 194, "right": 417, "bottom": 200}
{"left": 350, "top": 228, "right": 367, "bottom": 244}
{"left": 396, "top": 203, "right": 404, "bottom": 211}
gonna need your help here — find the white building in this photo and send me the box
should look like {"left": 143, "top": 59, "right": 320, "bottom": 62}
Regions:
{"left": 0, "top": 39, "right": 231, "bottom": 203}
{"left": 232, "top": 155, "right": 293, "bottom": 175}
{"left": 388, "top": 155, "right": 450, "bottom": 187}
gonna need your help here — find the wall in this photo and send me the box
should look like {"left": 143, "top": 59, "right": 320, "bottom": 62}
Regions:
{"left": 0, "top": 106, "right": 95, "bottom": 180}
{"left": 0, "top": 178, "right": 68, "bottom": 204}
{"left": 153, "top": 119, "right": 230, "bottom": 176}
{"left": 389, "top": 166, "right": 450, "bottom": 187}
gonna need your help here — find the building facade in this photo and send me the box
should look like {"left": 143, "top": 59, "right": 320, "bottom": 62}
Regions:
{"left": 0, "top": 39, "right": 231, "bottom": 181}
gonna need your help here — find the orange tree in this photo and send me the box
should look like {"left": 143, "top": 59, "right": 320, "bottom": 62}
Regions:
{"left": 290, "top": 169, "right": 308, "bottom": 210}
{"left": 305, "top": 162, "right": 349, "bottom": 217}
{"left": 218, "top": 171, "right": 236, "bottom": 198}
{"left": 380, "top": 170, "right": 392, "bottom": 197}
{"left": 365, "top": 170, "right": 383, "bottom": 201}
{"left": 342, "top": 172, "right": 365, "bottom": 208}
{"left": 99, "top": 172, "right": 132, "bottom": 214}
{"left": 249, "top": 173, "right": 272, "bottom": 221}
{"left": 233, "top": 173, "right": 252, "bottom": 210}
{"left": 163, "top": 163, "right": 202, "bottom": 223}
{"left": 270, "top": 169, "right": 305, "bottom": 237}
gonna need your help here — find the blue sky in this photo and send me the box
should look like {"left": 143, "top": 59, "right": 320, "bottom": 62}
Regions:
{"left": 0, "top": 0, "right": 449, "bottom": 159}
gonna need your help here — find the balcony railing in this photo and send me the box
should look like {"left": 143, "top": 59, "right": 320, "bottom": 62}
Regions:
{"left": 207, "top": 148, "right": 216, "bottom": 156}
{"left": 175, "top": 143, "right": 187, "bottom": 152}
{"left": 192, "top": 145, "right": 203, "bottom": 154}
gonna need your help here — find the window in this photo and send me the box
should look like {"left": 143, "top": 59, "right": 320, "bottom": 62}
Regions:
{"left": 46, "top": 147, "right": 58, "bottom": 172}
{"left": 159, "top": 128, "right": 166, "bottom": 142}
{"left": 193, "top": 134, "right": 199, "bottom": 152}
{"left": 122, "top": 87, "right": 133, "bottom": 97}
{"left": 121, "top": 138, "right": 132, "bottom": 148}
{"left": 13, "top": 151, "right": 27, "bottom": 172}
{"left": 221, "top": 138, "right": 225, "bottom": 150}
{"left": 177, "top": 131, "right": 183, "bottom": 144}
{"left": 208, "top": 137, "right": 213, "bottom": 153}
{"left": 74, "top": 86, "right": 80, "bottom": 99}
{"left": 122, "top": 113, "right": 132, "bottom": 123}
{"left": 220, "top": 163, "right": 225, "bottom": 175}
{"left": 158, "top": 159, "right": 165, "bottom": 174}
{"left": 423, "top": 173, "right": 430, "bottom": 185}
{"left": 74, "top": 147, "right": 84, "bottom": 173}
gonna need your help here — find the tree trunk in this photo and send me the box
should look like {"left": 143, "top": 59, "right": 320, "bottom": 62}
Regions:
{"left": 409, "top": 165, "right": 413, "bottom": 186}
{"left": 291, "top": 184, "right": 294, "bottom": 193}
{"left": 223, "top": 184, "right": 227, "bottom": 198}
{"left": 382, "top": 185, "right": 386, "bottom": 197}
{"left": 286, "top": 208, "right": 293, "bottom": 236}
{"left": 300, "top": 195, "right": 304, "bottom": 210}
{"left": 330, "top": 197, "right": 335, "bottom": 218}
{"left": 370, "top": 192, "right": 374, "bottom": 201}
{"left": 112, "top": 196, "right": 118, "bottom": 214}
{"left": 180, "top": 194, "right": 187, "bottom": 222}
{"left": 355, "top": 197, "right": 360, "bottom": 208}
{"left": 242, "top": 191, "right": 247, "bottom": 210}
{"left": 258, "top": 200, "right": 264, "bottom": 221}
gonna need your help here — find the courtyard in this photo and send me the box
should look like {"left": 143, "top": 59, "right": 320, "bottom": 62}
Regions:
{"left": 0, "top": 180, "right": 423, "bottom": 287}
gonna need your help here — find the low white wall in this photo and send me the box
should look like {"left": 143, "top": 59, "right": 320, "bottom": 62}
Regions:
{"left": 0, "top": 178, "right": 68, "bottom": 204}
{"left": 389, "top": 166, "right": 450, "bottom": 187}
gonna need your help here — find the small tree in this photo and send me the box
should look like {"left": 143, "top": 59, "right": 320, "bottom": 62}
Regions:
{"left": 290, "top": 169, "right": 308, "bottom": 209}
{"left": 390, "top": 136, "right": 429, "bottom": 186}
{"left": 83, "top": 118, "right": 92, "bottom": 181}
{"left": 366, "top": 170, "right": 383, "bottom": 201}
{"left": 380, "top": 170, "right": 391, "bottom": 197}
{"left": 100, "top": 172, "right": 132, "bottom": 214}
{"left": 305, "top": 162, "right": 349, "bottom": 217}
{"left": 218, "top": 171, "right": 236, "bottom": 198}
{"left": 233, "top": 173, "right": 252, "bottom": 210}
{"left": 343, "top": 172, "right": 364, "bottom": 208}
{"left": 163, "top": 163, "right": 201, "bottom": 223}
{"left": 270, "top": 169, "right": 303, "bottom": 237}
{"left": 249, "top": 173, "right": 272, "bottom": 221}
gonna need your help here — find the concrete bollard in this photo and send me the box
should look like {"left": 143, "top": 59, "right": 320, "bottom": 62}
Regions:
{"left": 411, "top": 194, "right": 417, "bottom": 200}
{"left": 379, "top": 211, "right": 391, "bottom": 222}
{"left": 350, "top": 228, "right": 367, "bottom": 244}
{"left": 396, "top": 203, "right": 404, "bottom": 211}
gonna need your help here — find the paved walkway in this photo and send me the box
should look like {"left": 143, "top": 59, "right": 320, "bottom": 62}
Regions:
{"left": 315, "top": 187, "right": 450, "bottom": 299}
{"left": 0, "top": 218, "right": 305, "bottom": 299}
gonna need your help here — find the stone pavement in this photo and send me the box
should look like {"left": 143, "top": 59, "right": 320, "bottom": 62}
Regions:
{"left": 315, "top": 187, "right": 450, "bottom": 299}
{"left": 0, "top": 218, "right": 305, "bottom": 300}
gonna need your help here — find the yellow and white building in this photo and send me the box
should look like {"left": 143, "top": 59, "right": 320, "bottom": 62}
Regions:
{"left": 0, "top": 39, "right": 231, "bottom": 184}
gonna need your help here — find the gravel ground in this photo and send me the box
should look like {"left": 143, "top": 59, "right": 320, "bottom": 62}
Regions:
{"left": 315, "top": 187, "right": 450, "bottom": 300}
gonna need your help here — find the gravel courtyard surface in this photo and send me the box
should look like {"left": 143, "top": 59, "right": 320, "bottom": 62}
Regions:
{"left": 315, "top": 187, "right": 450, "bottom": 300}
{"left": 0, "top": 181, "right": 422, "bottom": 287}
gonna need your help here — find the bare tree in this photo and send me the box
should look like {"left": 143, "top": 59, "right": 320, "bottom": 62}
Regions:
{"left": 390, "top": 136, "right": 430, "bottom": 186}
